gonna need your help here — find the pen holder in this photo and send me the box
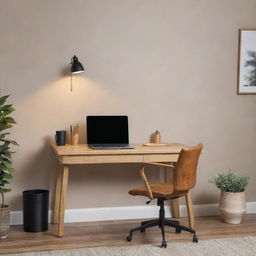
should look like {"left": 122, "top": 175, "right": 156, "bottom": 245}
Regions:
{"left": 70, "top": 133, "right": 79, "bottom": 145}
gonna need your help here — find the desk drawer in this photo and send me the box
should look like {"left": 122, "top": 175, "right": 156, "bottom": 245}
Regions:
{"left": 62, "top": 155, "right": 143, "bottom": 164}
{"left": 143, "top": 154, "right": 178, "bottom": 163}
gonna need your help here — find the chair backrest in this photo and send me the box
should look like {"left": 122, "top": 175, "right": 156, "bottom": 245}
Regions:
{"left": 173, "top": 144, "right": 203, "bottom": 192}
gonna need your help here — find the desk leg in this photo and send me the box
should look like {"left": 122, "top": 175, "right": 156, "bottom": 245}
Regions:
{"left": 165, "top": 167, "right": 180, "bottom": 218}
{"left": 171, "top": 198, "right": 180, "bottom": 218}
{"left": 57, "top": 165, "right": 69, "bottom": 237}
{"left": 53, "top": 165, "right": 62, "bottom": 224}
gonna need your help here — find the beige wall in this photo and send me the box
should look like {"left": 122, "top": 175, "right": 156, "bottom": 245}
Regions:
{"left": 0, "top": 0, "right": 256, "bottom": 211}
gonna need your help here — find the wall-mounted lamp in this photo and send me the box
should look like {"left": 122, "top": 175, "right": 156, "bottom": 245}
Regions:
{"left": 70, "top": 55, "right": 84, "bottom": 91}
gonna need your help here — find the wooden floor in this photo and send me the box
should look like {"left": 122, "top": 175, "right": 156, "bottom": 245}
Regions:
{"left": 0, "top": 214, "right": 256, "bottom": 255}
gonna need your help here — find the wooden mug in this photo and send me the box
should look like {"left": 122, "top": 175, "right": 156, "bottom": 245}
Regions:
{"left": 152, "top": 130, "right": 161, "bottom": 144}
{"left": 70, "top": 133, "right": 79, "bottom": 145}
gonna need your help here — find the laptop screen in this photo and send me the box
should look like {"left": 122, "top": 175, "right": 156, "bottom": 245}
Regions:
{"left": 86, "top": 116, "right": 129, "bottom": 144}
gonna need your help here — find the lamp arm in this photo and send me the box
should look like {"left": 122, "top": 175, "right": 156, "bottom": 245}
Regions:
{"left": 70, "top": 73, "right": 73, "bottom": 92}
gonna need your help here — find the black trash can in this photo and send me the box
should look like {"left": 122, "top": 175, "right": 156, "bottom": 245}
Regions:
{"left": 23, "top": 190, "right": 49, "bottom": 232}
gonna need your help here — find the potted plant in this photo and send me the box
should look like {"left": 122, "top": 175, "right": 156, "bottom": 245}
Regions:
{"left": 0, "top": 95, "right": 17, "bottom": 239}
{"left": 209, "top": 171, "right": 249, "bottom": 224}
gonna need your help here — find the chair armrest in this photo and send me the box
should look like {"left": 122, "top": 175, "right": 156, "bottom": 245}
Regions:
{"left": 139, "top": 163, "right": 175, "bottom": 199}
{"left": 139, "top": 165, "right": 154, "bottom": 199}
{"left": 145, "top": 162, "right": 175, "bottom": 168}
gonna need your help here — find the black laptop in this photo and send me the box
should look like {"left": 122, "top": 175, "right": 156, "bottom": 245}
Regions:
{"left": 86, "top": 115, "right": 134, "bottom": 149}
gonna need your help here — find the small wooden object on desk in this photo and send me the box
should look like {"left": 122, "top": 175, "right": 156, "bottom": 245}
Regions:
{"left": 70, "top": 124, "right": 79, "bottom": 145}
{"left": 144, "top": 130, "right": 168, "bottom": 146}
{"left": 152, "top": 130, "right": 161, "bottom": 144}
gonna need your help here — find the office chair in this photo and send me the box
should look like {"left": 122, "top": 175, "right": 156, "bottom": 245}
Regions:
{"left": 126, "top": 144, "right": 203, "bottom": 248}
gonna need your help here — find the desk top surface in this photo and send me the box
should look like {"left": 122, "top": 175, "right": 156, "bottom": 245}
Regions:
{"left": 51, "top": 143, "right": 187, "bottom": 156}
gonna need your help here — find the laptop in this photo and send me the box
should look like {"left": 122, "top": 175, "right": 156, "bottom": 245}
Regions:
{"left": 86, "top": 115, "right": 134, "bottom": 149}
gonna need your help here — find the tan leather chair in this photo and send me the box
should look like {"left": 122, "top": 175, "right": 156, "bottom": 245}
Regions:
{"left": 126, "top": 144, "right": 203, "bottom": 248}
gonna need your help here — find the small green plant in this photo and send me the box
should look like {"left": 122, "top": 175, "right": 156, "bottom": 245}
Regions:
{"left": 209, "top": 171, "right": 249, "bottom": 193}
{"left": 0, "top": 95, "right": 18, "bottom": 207}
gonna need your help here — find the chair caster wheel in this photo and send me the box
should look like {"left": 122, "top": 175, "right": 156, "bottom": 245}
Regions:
{"left": 192, "top": 235, "right": 198, "bottom": 243}
{"left": 175, "top": 228, "right": 181, "bottom": 234}
{"left": 127, "top": 235, "right": 132, "bottom": 242}
{"left": 140, "top": 228, "right": 145, "bottom": 232}
{"left": 161, "top": 241, "right": 167, "bottom": 248}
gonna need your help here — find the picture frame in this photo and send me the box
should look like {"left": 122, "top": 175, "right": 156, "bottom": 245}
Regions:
{"left": 237, "top": 29, "right": 256, "bottom": 95}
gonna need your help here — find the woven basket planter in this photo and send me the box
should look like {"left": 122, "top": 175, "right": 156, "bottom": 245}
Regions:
{"left": 0, "top": 205, "right": 10, "bottom": 239}
{"left": 219, "top": 191, "right": 246, "bottom": 224}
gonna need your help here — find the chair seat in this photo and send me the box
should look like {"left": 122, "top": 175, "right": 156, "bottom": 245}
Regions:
{"left": 129, "top": 183, "right": 187, "bottom": 199}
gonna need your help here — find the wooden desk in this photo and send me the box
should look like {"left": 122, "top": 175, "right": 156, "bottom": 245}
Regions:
{"left": 51, "top": 143, "right": 185, "bottom": 237}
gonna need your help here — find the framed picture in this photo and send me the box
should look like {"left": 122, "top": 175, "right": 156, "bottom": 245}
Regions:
{"left": 237, "top": 29, "right": 256, "bottom": 95}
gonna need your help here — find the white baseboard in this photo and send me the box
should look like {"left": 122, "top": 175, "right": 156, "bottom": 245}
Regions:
{"left": 10, "top": 202, "right": 256, "bottom": 225}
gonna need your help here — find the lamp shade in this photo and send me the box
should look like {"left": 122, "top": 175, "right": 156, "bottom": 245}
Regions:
{"left": 71, "top": 55, "right": 84, "bottom": 74}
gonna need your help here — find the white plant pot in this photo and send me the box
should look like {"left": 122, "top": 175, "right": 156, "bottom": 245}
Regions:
{"left": 219, "top": 191, "right": 246, "bottom": 224}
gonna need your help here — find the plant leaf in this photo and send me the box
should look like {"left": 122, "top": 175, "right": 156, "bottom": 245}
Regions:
{"left": 9, "top": 140, "right": 19, "bottom": 146}
{"left": 0, "top": 133, "right": 10, "bottom": 140}
{"left": 1, "top": 106, "right": 15, "bottom": 116}
{"left": 0, "top": 188, "right": 11, "bottom": 193}
{"left": 4, "top": 117, "right": 16, "bottom": 124}
{"left": 0, "top": 95, "right": 10, "bottom": 106}
{"left": 0, "top": 123, "right": 12, "bottom": 131}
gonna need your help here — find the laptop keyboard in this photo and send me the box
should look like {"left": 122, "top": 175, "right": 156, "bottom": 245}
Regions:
{"left": 89, "top": 144, "right": 134, "bottom": 149}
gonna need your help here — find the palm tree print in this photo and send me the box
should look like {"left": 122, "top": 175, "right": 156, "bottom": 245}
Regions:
{"left": 244, "top": 50, "right": 256, "bottom": 87}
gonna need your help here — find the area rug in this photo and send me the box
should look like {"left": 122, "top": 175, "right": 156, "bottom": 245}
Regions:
{"left": 4, "top": 236, "right": 256, "bottom": 256}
